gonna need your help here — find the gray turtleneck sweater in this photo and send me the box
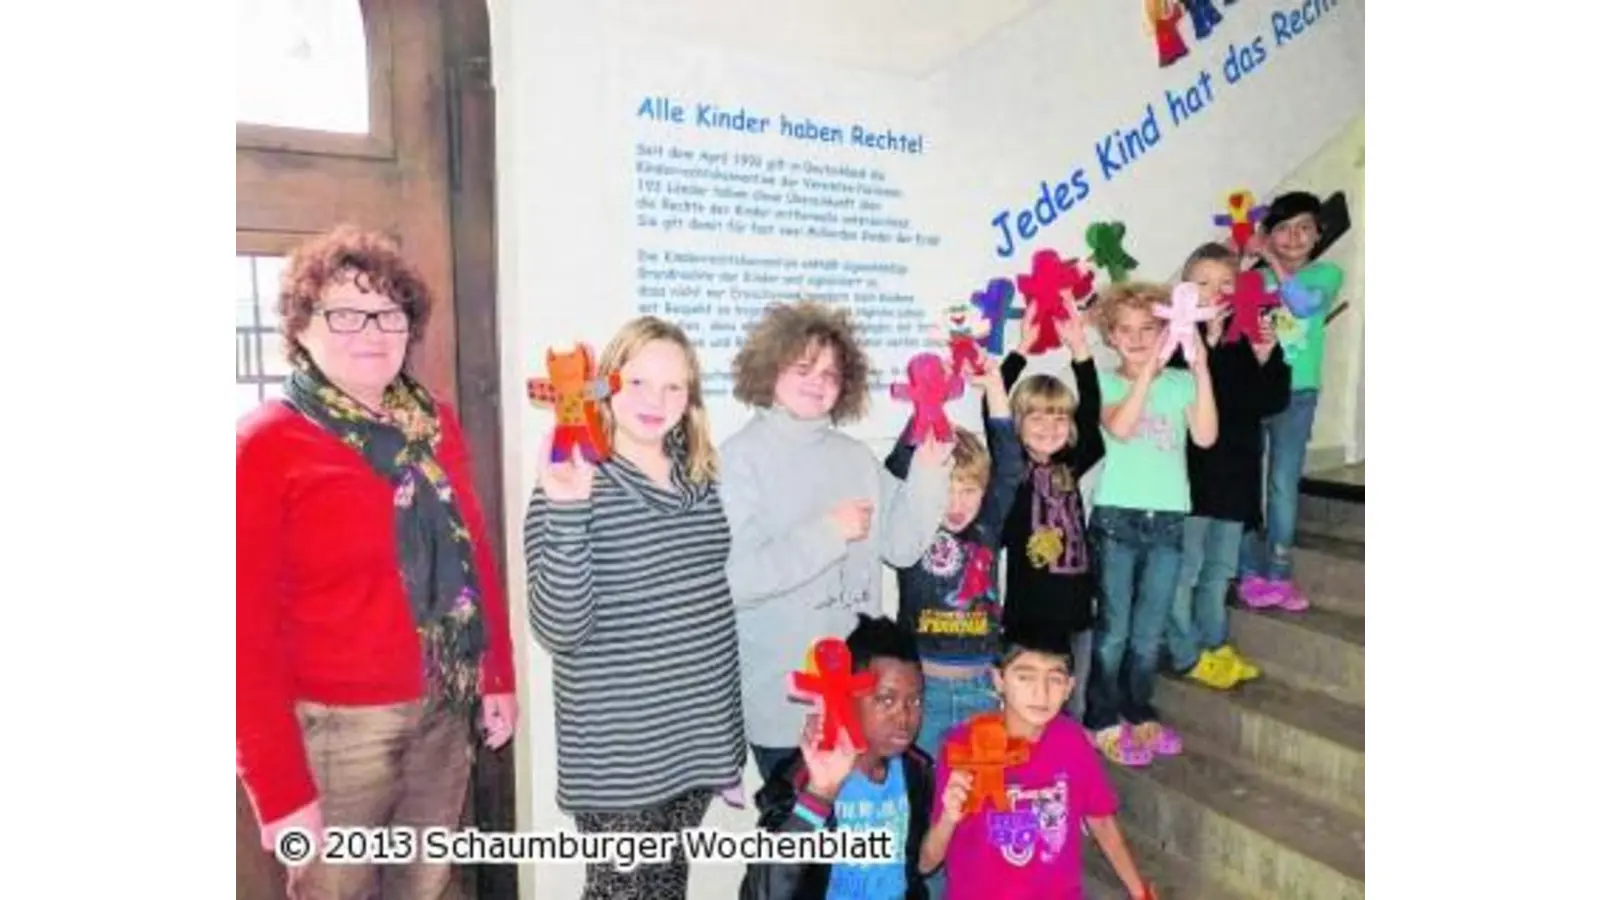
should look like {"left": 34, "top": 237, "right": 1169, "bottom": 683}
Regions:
{"left": 719, "top": 406, "right": 951, "bottom": 747}
{"left": 524, "top": 453, "right": 746, "bottom": 813}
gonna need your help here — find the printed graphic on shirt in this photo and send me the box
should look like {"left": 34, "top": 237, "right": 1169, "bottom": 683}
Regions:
{"left": 826, "top": 765, "right": 910, "bottom": 899}
{"left": 917, "top": 533, "right": 998, "bottom": 637}
{"left": 1028, "top": 481, "right": 1088, "bottom": 575}
{"left": 983, "top": 777, "right": 1071, "bottom": 868}
{"left": 1272, "top": 306, "right": 1309, "bottom": 357}
{"left": 1132, "top": 410, "right": 1179, "bottom": 452}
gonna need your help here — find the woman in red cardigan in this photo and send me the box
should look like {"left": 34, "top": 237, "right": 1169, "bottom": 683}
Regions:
{"left": 237, "top": 226, "right": 516, "bottom": 899}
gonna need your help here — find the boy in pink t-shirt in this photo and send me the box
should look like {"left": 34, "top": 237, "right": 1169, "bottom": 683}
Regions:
{"left": 920, "top": 621, "right": 1154, "bottom": 899}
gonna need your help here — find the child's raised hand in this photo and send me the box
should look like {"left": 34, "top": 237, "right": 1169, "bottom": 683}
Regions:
{"left": 538, "top": 432, "right": 595, "bottom": 503}
{"left": 970, "top": 351, "right": 1006, "bottom": 394}
{"left": 1061, "top": 310, "right": 1092, "bottom": 360}
{"left": 1188, "top": 331, "right": 1210, "bottom": 375}
{"left": 798, "top": 713, "right": 860, "bottom": 802}
{"left": 938, "top": 769, "right": 976, "bottom": 825}
{"left": 913, "top": 436, "right": 956, "bottom": 469}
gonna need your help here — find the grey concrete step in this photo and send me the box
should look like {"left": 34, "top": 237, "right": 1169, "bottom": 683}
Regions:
{"left": 1084, "top": 821, "right": 1251, "bottom": 900}
{"left": 1290, "top": 536, "right": 1364, "bottom": 619}
{"left": 1108, "top": 738, "right": 1365, "bottom": 900}
{"left": 1155, "top": 675, "right": 1364, "bottom": 818}
{"left": 1229, "top": 606, "right": 1364, "bottom": 708}
{"left": 1296, "top": 492, "right": 1364, "bottom": 544}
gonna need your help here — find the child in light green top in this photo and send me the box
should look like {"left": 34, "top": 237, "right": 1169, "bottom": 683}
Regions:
{"left": 1083, "top": 282, "right": 1217, "bottom": 766}
{"left": 1236, "top": 191, "right": 1347, "bottom": 611}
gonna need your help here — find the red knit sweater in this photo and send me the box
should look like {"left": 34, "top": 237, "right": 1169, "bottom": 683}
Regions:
{"left": 236, "top": 399, "right": 514, "bottom": 824}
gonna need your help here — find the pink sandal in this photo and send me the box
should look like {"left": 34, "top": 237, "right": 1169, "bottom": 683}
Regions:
{"left": 1144, "top": 723, "right": 1184, "bottom": 756}
{"left": 1096, "top": 724, "right": 1153, "bottom": 767}
{"left": 1237, "top": 575, "right": 1280, "bottom": 609}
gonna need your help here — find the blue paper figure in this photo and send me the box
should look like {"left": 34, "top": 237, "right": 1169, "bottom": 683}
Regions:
{"left": 968, "top": 278, "right": 1023, "bottom": 356}
{"left": 1182, "top": 0, "right": 1225, "bottom": 39}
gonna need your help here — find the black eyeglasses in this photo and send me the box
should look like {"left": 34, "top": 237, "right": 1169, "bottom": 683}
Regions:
{"left": 315, "top": 307, "right": 411, "bottom": 334}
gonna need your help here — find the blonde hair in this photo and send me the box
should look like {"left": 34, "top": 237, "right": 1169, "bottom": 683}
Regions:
{"left": 950, "top": 427, "right": 992, "bottom": 488}
{"left": 594, "top": 316, "right": 718, "bottom": 484}
{"left": 1009, "top": 375, "right": 1079, "bottom": 493}
{"left": 1094, "top": 281, "right": 1169, "bottom": 333}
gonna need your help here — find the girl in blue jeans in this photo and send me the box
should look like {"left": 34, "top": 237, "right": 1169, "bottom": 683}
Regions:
{"left": 1085, "top": 283, "right": 1217, "bottom": 767}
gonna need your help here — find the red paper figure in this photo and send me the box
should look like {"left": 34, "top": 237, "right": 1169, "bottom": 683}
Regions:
{"left": 1146, "top": 0, "right": 1188, "bottom": 68}
{"left": 1015, "top": 250, "right": 1095, "bottom": 354}
{"left": 788, "top": 638, "right": 876, "bottom": 752}
{"left": 1222, "top": 270, "right": 1281, "bottom": 344}
{"left": 937, "top": 304, "right": 990, "bottom": 378}
{"left": 527, "top": 344, "right": 622, "bottom": 463}
{"left": 890, "top": 353, "right": 965, "bottom": 445}
{"left": 1212, "top": 188, "right": 1269, "bottom": 254}
{"left": 956, "top": 545, "right": 994, "bottom": 608}
{"left": 946, "top": 712, "right": 1031, "bottom": 814}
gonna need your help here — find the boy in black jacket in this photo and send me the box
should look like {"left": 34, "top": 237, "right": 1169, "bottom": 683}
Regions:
{"left": 1166, "top": 242, "right": 1291, "bottom": 689}
{"left": 739, "top": 615, "right": 936, "bottom": 900}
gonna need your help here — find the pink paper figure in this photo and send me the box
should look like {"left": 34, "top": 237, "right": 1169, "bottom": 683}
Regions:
{"left": 890, "top": 352, "right": 965, "bottom": 445}
{"left": 1015, "top": 250, "right": 1095, "bottom": 354}
{"left": 1153, "top": 282, "right": 1221, "bottom": 365}
{"left": 1222, "top": 270, "right": 1281, "bottom": 344}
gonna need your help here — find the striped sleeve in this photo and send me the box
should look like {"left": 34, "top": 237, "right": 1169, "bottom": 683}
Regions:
{"left": 523, "top": 489, "right": 599, "bottom": 654}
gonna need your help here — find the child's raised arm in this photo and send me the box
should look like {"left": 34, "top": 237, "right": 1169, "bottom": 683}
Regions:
{"left": 975, "top": 362, "right": 1025, "bottom": 544}
{"left": 1101, "top": 356, "right": 1159, "bottom": 441}
{"left": 524, "top": 476, "right": 601, "bottom": 655}
{"left": 1185, "top": 339, "right": 1219, "bottom": 449}
{"left": 877, "top": 440, "right": 953, "bottom": 568}
{"left": 721, "top": 446, "right": 851, "bottom": 609}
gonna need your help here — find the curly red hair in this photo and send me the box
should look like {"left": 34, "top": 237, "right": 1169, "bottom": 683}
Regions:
{"left": 277, "top": 225, "right": 435, "bottom": 366}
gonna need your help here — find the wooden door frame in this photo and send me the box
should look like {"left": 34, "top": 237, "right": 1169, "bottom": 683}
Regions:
{"left": 440, "top": 3, "right": 518, "bottom": 900}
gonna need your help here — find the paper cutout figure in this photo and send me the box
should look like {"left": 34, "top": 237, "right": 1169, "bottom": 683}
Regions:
{"left": 1181, "top": 0, "right": 1225, "bottom": 40}
{"left": 1015, "top": 250, "right": 1095, "bottom": 354}
{"left": 1153, "top": 282, "right": 1221, "bottom": 365}
{"left": 956, "top": 545, "right": 995, "bottom": 607}
{"left": 890, "top": 353, "right": 965, "bottom": 445}
{"left": 1145, "top": 0, "right": 1188, "bottom": 67}
{"left": 1085, "top": 221, "right": 1140, "bottom": 284}
{"left": 526, "top": 344, "right": 622, "bottom": 463}
{"left": 788, "top": 638, "right": 876, "bottom": 752}
{"left": 938, "top": 303, "right": 990, "bottom": 378}
{"left": 1213, "top": 189, "right": 1269, "bottom": 254}
{"left": 1222, "top": 270, "right": 1281, "bottom": 344}
{"left": 946, "top": 712, "right": 1031, "bottom": 814}
{"left": 968, "top": 278, "right": 1023, "bottom": 356}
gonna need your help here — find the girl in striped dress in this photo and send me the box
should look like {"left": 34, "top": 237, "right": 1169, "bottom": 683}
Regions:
{"left": 524, "top": 316, "right": 746, "bottom": 900}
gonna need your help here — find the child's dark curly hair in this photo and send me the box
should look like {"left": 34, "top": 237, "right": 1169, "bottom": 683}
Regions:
{"left": 731, "top": 301, "right": 872, "bottom": 424}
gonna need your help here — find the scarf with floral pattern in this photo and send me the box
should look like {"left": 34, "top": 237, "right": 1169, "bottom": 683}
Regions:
{"left": 283, "top": 364, "right": 485, "bottom": 711}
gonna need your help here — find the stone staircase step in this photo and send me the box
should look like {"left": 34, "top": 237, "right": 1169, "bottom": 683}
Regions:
{"left": 1291, "top": 536, "right": 1364, "bottom": 620}
{"left": 1084, "top": 821, "right": 1251, "bottom": 900}
{"left": 1296, "top": 493, "right": 1364, "bottom": 544}
{"left": 1081, "top": 819, "right": 1254, "bottom": 896}
{"left": 1229, "top": 607, "right": 1364, "bottom": 707}
{"left": 1108, "top": 739, "right": 1365, "bottom": 900}
{"left": 1155, "top": 675, "right": 1364, "bottom": 818}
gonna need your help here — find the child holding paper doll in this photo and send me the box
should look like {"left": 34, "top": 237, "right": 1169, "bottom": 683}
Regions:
{"left": 524, "top": 316, "right": 746, "bottom": 900}
{"left": 883, "top": 349, "right": 1023, "bottom": 770}
{"left": 721, "top": 301, "right": 954, "bottom": 781}
{"left": 996, "top": 308, "right": 1104, "bottom": 723}
{"left": 920, "top": 623, "right": 1153, "bottom": 899}
{"left": 1236, "top": 191, "right": 1347, "bottom": 610}
{"left": 1084, "top": 283, "right": 1217, "bottom": 767}
{"left": 1164, "top": 243, "right": 1289, "bottom": 690}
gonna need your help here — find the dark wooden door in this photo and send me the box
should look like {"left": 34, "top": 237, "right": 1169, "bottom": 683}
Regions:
{"left": 236, "top": 2, "right": 511, "bottom": 897}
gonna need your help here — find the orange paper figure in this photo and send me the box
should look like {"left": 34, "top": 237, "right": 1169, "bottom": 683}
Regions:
{"left": 526, "top": 344, "right": 622, "bottom": 464}
{"left": 788, "top": 638, "right": 876, "bottom": 751}
{"left": 946, "top": 712, "right": 1031, "bottom": 814}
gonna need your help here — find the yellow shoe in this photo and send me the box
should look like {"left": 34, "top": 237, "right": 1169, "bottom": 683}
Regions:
{"left": 1186, "top": 650, "right": 1240, "bottom": 690}
{"left": 1215, "top": 645, "right": 1261, "bottom": 681}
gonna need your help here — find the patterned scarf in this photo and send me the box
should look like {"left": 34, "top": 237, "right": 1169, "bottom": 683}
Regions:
{"left": 1026, "top": 464, "right": 1089, "bottom": 575}
{"left": 283, "top": 364, "right": 485, "bottom": 712}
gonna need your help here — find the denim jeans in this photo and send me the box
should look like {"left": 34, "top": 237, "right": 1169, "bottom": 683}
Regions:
{"left": 1167, "top": 516, "right": 1245, "bottom": 672}
{"left": 1241, "top": 388, "right": 1319, "bottom": 580}
{"left": 1066, "top": 628, "right": 1093, "bottom": 723}
{"left": 1084, "top": 507, "right": 1186, "bottom": 732}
